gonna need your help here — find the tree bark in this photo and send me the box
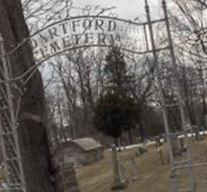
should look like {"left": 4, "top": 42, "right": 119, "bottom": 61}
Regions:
{"left": 0, "top": 0, "right": 56, "bottom": 191}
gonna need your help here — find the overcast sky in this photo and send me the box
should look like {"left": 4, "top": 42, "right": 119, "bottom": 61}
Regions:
{"left": 74, "top": 0, "right": 161, "bottom": 20}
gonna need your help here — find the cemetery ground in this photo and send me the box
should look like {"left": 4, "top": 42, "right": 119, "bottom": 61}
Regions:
{"left": 76, "top": 136, "right": 207, "bottom": 192}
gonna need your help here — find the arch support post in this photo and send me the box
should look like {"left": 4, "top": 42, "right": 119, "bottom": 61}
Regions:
{"left": 0, "top": 34, "right": 27, "bottom": 192}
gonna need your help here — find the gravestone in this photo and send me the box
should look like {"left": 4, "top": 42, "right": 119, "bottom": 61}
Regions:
{"left": 171, "top": 136, "right": 186, "bottom": 157}
{"left": 56, "top": 162, "right": 80, "bottom": 192}
{"left": 129, "top": 157, "right": 138, "bottom": 181}
{"left": 193, "top": 125, "right": 204, "bottom": 141}
{"left": 111, "top": 145, "right": 128, "bottom": 190}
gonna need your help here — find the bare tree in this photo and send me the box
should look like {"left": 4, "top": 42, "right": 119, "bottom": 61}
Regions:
{"left": 169, "top": 0, "right": 207, "bottom": 129}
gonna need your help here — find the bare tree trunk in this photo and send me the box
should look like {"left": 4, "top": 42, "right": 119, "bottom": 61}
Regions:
{"left": 127, "top": 128, "right": 134, "bottom": 145}
{"left": 0, "top": 0, "right": 56, "bottom": 191}
{"left": 139, "top": 119, "right": 145, "bottom": 143}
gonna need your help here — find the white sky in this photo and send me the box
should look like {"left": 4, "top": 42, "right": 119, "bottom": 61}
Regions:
{"left": 74, "top": 0, "right": 161, "bottom": 20}
{"left": 36, "top": 0, "right": 170, "bottom": 85}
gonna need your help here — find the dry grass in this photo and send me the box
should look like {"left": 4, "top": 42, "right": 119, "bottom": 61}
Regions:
{"left": 76, "top": 136, "right": 207, "bottom": 192}
{"left": 76, "top": 144, "right": 171, "bottom": 192}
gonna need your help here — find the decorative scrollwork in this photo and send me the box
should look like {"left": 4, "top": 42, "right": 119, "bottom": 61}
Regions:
{"left": 108, "top": 11, "right": 118, "bottom": 18}
{"left": 94, "top": 5, "right": 101, "bottom": 11}
{"left": 82, "top": 5, "right": 93, "bottom": 15}
{"left": 67, "top": 0, "right": 73, "bottom": 9}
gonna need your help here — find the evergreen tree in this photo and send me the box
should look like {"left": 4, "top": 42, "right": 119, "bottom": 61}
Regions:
{"left": 104, "top": 47, "right": 131, "bottom": 96}
{"left": 94, "top": 92, "right": 137, "bottom": 138}
{"left": 94, "top": 47, "right": 138, "bottom": 143}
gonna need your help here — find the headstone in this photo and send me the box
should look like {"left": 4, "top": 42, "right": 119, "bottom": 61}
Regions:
{"left": 171, "top": 136, "right": 186, "bottom": 157}
{"left": 129, "top": 157, "right": 138, "bottom": 181}
{"left": 156, "top": 145, "right": 165, "bottom": 165}
{"left": 179, "top": 138, "right": 186, "bottom": 153}
{"left": 56, "top": 162, "right": 80, "bottom": 192}
{"left": 136, "top": 146, "right": 147, "bottom": 156}
{"left": 171, "top": 136, "right": 180, "bottom": 156}
{"left": 155, "top": 136, "right": 161, "bottom": 147}
{"left": 111, "top": 144, "right": 128, "bottom": 190}
{"left": 193, "top": 125, "right": 201, "bottom": 141}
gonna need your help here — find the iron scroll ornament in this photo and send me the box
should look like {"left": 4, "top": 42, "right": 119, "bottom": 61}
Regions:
{"left": 8, "top": 15, "right": 167, "bottom": 56}
{"left": 1, "top": 15, "right": 168, "bottom": 83}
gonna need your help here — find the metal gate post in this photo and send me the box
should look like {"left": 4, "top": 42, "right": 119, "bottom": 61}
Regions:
{"left": 0, "top": 34, "right": 26, "bottom": 192}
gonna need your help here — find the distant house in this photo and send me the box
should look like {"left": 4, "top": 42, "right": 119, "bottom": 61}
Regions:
{"left": 53, "top": 137, "right": 104, "bottom": 167}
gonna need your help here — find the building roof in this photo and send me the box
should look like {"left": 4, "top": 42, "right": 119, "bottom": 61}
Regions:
{"left": 71, "top": 137, "right": 102, "bottom": 151}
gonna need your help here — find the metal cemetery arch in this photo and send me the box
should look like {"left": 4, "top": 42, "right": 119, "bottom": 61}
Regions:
{"left": 0, "top": 0, "right": 202, "bottom": 191}
{"left": 8, "top": 14, "right": 169, "bottom": 76}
